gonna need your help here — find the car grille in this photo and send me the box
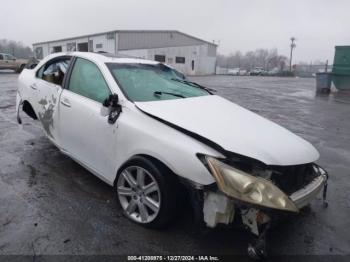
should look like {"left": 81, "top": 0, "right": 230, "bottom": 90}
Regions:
{"left": 269, "top": 163, "right": 318, "bottom": 195}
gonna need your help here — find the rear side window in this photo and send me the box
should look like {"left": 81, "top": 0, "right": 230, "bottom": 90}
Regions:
{"left": 36, "top": 57, "right": 71, "bottom": 86}
{"left": 0, "top": 54, "right": 3, "bottom": 60}
{"left": 68, "top": 58, "right": 111, "bottom": 103}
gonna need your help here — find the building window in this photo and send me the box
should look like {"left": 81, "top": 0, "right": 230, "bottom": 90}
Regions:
{"left": 154, "top": 55, "right": 165, "bottom": 63}
{"left": 106, "top": 33, "right": 115, "bottom": 39}
{"left": 96, "top": 43, "right": 103, "bottom": 49}
{"left": 67, "top": 42, "right": 76, "bottom": 51}
{"left": 52, "top": 46, "right": 62, "bottom": 53}
{"left": 175, "top": 57, "right": 185, "bottom": 64}
{"left": 35, "top": 47, "right": 43, "bottom": 59}
{"left": 77, "top": 42, "right": 89, "bottom": 52}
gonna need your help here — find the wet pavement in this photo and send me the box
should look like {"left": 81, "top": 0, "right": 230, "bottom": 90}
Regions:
{"left": 1, "top": 71, "right": 350, "bottom": 257}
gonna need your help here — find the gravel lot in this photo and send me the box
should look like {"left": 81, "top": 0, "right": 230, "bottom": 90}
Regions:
{"left": 1, "top": 71, "right": 350, "bottom": 258}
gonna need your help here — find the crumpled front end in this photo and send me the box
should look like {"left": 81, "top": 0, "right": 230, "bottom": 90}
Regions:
{"left": 193, "top": 156, "right": 328, "bottom": 258}
{"left": 197, "top": 156, "right": 328, "bottom": 235}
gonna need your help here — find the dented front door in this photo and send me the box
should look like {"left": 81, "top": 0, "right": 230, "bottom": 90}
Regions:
{"left": 58, "top": 57, "right": 115, "bottom": 181}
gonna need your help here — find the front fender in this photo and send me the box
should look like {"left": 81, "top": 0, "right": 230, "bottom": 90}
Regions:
{"left": 112, "top": 106, "right": 223, "bottom": 186}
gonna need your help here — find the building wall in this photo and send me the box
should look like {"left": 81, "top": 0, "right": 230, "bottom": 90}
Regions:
{"left": 33, "top": 32, "right": 116, "bottom": 58}
{"left": 32, "top": 31, "right": 217, "bottom": 75}
{"left": 118, "top": 44, "right": 216, "bottom": 75}
{"left": 88, "top": 34, "right": 116, "bottom": 53}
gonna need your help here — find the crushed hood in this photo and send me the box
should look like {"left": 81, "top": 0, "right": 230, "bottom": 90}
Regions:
{"left": 135, "top": 95, "right": 319, "bottom": 166}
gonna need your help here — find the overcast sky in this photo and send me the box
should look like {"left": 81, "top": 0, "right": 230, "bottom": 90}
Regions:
{"left": 1, "top": 0, "right": 349, "bottom": 63}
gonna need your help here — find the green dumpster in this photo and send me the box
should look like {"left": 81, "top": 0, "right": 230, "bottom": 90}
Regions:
{"left": 332, "top": 46, "right": 350, "bottom": 90}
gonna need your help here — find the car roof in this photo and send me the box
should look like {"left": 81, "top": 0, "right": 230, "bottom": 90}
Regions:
{"left": 43, "top": 51, "right": 160, "bottom": 65}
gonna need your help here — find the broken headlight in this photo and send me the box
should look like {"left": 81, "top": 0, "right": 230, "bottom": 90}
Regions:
{"left": 205, "top": 156, "right": 299, "bottom": 212}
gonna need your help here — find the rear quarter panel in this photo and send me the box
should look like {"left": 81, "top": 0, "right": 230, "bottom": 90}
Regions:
{"left": 17, "top": 69, "right": 39, "bottom": 114}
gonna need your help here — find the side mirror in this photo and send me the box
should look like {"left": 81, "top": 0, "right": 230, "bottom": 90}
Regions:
{"left": 103, "top": 93, "right": 119, "bottom": 108}
{"left": 102, "top": 93, "right": 122, "bottom": 124}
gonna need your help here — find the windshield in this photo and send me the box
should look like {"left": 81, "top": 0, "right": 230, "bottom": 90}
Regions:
{"left": 106, "top": 63, "right": 210, "bottom": 102}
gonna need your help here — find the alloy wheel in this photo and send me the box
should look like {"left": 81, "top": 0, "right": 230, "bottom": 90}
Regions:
{"left": 117, "top": 166, "right": 161, "bottom": 223}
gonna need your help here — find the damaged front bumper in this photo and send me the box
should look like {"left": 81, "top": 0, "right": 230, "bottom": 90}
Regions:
{"left": 290, "top": 172, "right": 327, "bottom": 209}
{"left": 202, "top": 168, "right": 328, "bottom": 235}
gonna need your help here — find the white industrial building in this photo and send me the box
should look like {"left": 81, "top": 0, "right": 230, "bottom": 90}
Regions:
{"left": 32, "top": 30, "right": 217, "bottom": 75}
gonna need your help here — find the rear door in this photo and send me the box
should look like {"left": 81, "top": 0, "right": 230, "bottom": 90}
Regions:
{"left": 59, "top": 57, "right": 116, "bottom": 181}
{"left": 32, "top": 56, "right": 72, "bottom": 144}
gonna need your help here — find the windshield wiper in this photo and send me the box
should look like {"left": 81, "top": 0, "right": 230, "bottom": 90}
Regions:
{"left": 154, "top": 91, "right": 185, "bottom": 98}
{"left": 170, "top": 78, "right": 216, "bottom": 93}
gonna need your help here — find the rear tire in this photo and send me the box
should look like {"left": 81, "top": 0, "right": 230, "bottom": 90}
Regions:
{"left": 114, "top": 156, "right": 177, "bottom": 229}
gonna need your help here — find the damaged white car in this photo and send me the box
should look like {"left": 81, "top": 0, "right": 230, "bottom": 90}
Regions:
{"left": 16, "top": 52, "right": 328, "bottom": 258}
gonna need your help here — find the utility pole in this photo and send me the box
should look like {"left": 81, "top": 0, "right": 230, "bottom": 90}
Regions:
{"left": 289, "top": 37, "right": 296, "bottom": 71}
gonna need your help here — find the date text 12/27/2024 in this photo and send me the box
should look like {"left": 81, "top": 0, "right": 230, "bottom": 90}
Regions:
{"left": 127, "top": 256, "right": 220, "bottom": 261}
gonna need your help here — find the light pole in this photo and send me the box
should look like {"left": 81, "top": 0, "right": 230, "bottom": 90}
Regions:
{"left": 289, "top": 37, "right": 296, "bottom": 71}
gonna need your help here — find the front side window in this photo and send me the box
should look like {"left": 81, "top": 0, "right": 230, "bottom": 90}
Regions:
{"left": 0, "top": 54, "right": 3, "bottom": 60}
{"left": 68, "top": 58, "right": 111, "bottom": 103}
{"left": 107, "top": 63, "right": 209, "bottom": 102}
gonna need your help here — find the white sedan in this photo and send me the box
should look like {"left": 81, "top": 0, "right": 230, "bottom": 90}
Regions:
{"left": 16, "top": 52, "right": 328, "bottom": 258}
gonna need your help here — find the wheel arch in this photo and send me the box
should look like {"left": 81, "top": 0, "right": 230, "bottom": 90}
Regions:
{"left": 114, "top": 153, "right": 188, "bottom": 228}
{"left": 22, "top": 100, "right": 38, "bottom": 120}
{"left": 114, "top": 154, "right": 182, "bottom": 187}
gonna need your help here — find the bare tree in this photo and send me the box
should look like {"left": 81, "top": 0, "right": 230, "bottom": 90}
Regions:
{"left": 0, "top": 39, "right": 33, "bottom": 58}
{"left": 217, "top": 48, "right": 288, "bottom": 71}
{"left": 255, "top": 49, "right": 269, "bottom": 69}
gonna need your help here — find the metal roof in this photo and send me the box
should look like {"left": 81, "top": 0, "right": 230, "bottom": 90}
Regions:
{"left": 32, "top": 30, "right": 217, "bottom": 47}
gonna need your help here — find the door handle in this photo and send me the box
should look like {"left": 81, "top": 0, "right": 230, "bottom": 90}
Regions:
{"left": 60, "top": 98, "right": 71, "bottom": 107}
{"left": 30, "top": 83, "right": 37, "bottom": 90}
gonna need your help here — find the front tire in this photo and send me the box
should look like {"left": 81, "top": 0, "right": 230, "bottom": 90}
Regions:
{"left": 115, "top": 156, "right": 177, "bottom": 229}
